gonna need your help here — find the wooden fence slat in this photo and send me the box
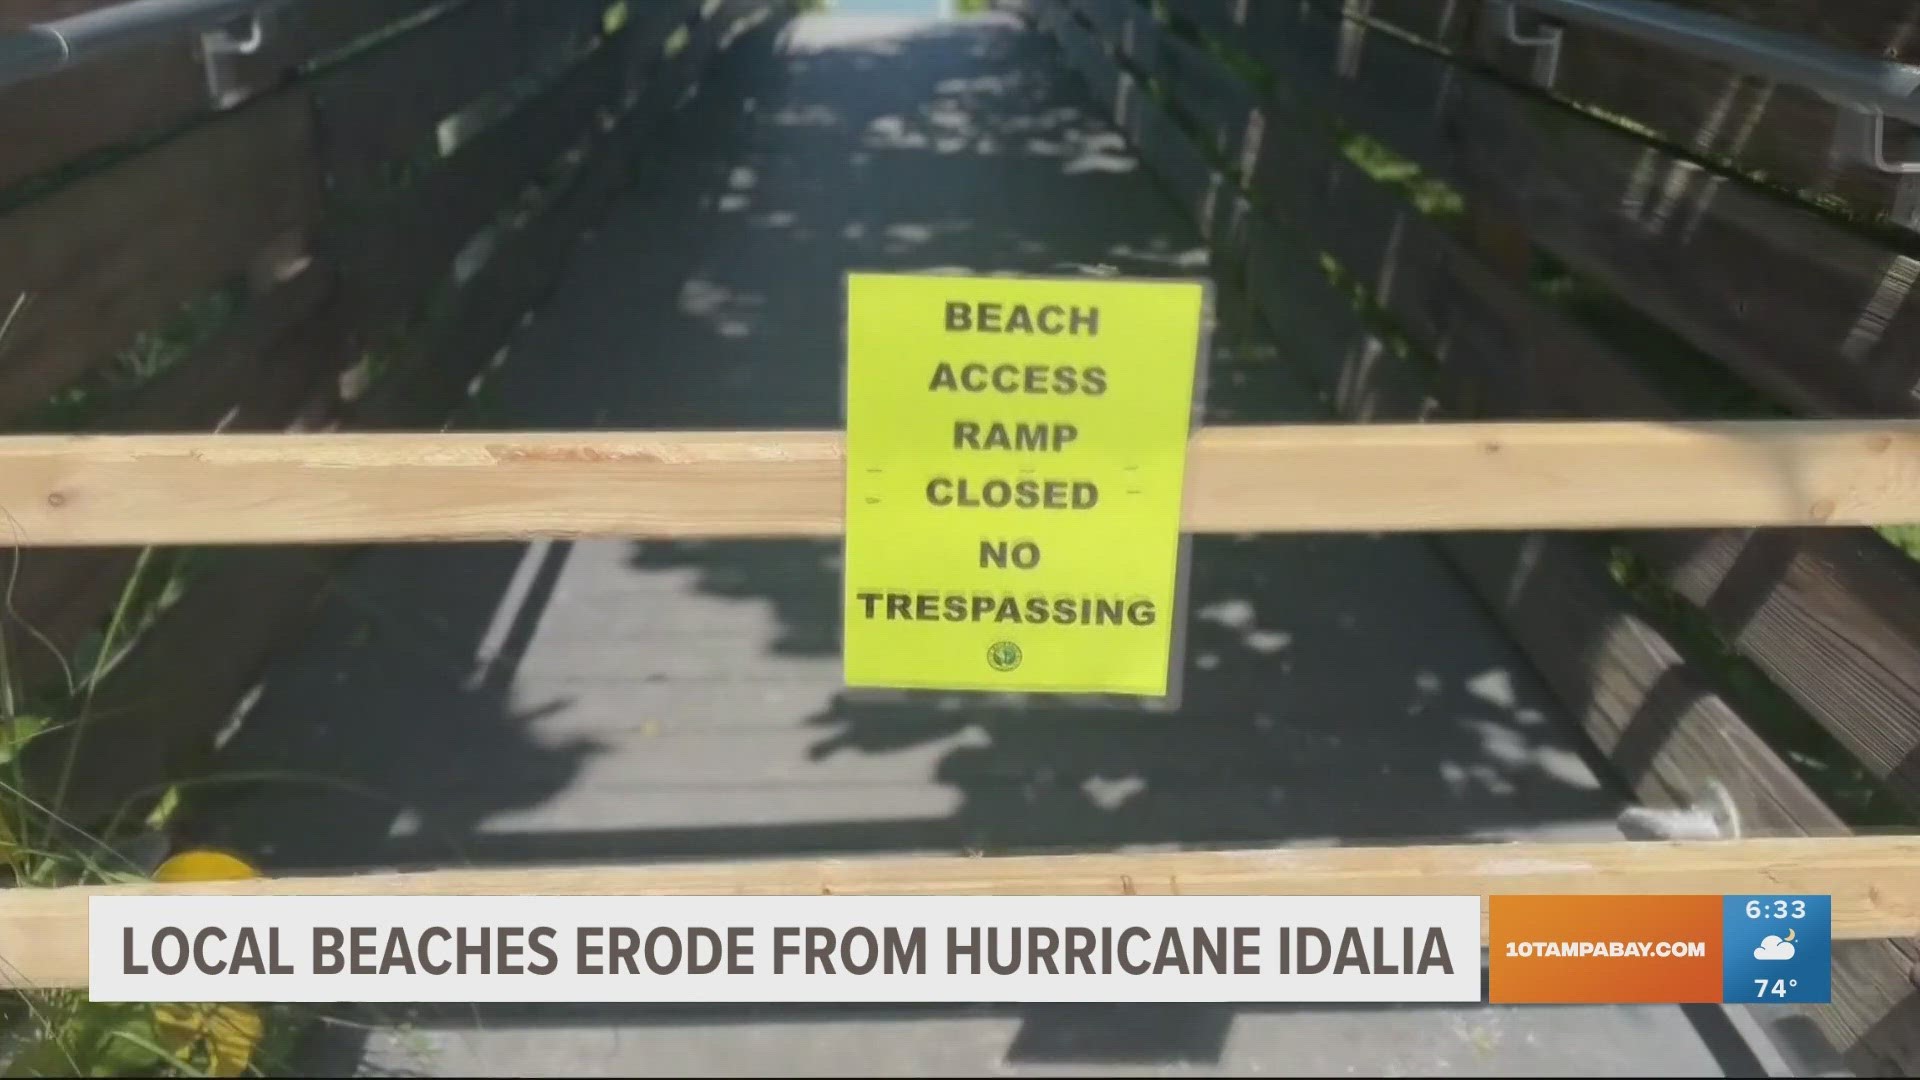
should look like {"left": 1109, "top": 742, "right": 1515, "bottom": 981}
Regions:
{"left": 0, "top": 91, "right": 321, "bottom": 426}
{"left": 350, "top": 8, "right": 692, "bottom": 428}
{"left": 1641, "top": 527, "right": 1920, "bottom": 800}
{"left": 307, "top": 0, "right": 528, "bottom": 196}
{"left": 0, "top": 420, "right": 1915, "bottom": 547}
{"left": 0, "top": 835, "right": 1915, "bottom": 990}
{"left": 292, "top": 0, "right": 452, "bottom": 63}
{"left": 329, "top": 36, "right": 624, "bottom": 334}
{"left": 1351, "top": 0, "right": 1477, "bottom": 48}
{"left": 1449, "top": 73, "right": 1920, "bottom": 418}
{"left": 1098, "top": 0, "right": 1263, "bottom": 176}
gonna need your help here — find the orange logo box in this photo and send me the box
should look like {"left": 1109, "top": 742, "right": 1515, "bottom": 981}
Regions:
{"left": 1490, "top": 896, "right": 1723, "bottom": 1004}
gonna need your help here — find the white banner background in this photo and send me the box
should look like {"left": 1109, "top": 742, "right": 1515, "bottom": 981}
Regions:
{"left": 91, "top": 894, "right": 1480, "bottom": 1003}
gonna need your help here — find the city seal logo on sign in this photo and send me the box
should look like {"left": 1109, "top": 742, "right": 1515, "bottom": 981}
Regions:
{"left": 987, "top": 640, "right": 1023, "bottom": 672}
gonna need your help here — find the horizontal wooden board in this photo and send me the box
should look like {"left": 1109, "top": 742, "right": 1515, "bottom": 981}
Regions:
{"left": 308, "top": 0, "right": 527, "bottom": 196}
{"left": 0, "top": 419, "right": 1915, "bottom": 546}
{"left": 1084, "top": 0, "right": 1265, "bottom": 178}
{"left": 1351, "top": 0, "right": 1478, "bottom": 47}
{"left": 330, "top": 38, "right": 624, "bottom": 333}
{"left": 351, "top": 25, "right": 670, "bottom": 428}
{"left": 0, "top": 835, "right": 1915, "bottom": 988}
{"left": 1638, "top": 528, "right": 1920, "bottom": 805}
{"left": 353, "top": 0, "right": 771, "bottom": 425}
{"left": 293, "top": 0, "right": 451, "bottom": 64}
{"left": 0, "top": 90, "right": 321, "bottom": 425}
{"left": 1056, "top": 4, "right": 1242, "bottom": 246}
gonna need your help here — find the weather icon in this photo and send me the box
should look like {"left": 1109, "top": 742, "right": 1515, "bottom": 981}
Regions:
{"left": 1754, "top": 929, "right": 1797, "bottom": 961}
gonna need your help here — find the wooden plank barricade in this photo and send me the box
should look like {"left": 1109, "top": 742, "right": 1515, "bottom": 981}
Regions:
{"left": 1, "top": 836, "right": 1918, "bottom": 990}
{"left": 2, "top": 420, "right": 1918, "bottom": 545}
{"left": 0, "top": 417, "right": 1918, "bottom": 994}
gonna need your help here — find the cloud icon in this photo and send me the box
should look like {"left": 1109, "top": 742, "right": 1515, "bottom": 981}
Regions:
{"left": 1754, "top": 935, "right": 1796, "bottom": 961}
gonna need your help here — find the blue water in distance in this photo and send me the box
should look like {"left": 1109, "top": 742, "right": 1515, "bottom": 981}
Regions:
{"left": 822, "top": 0, "right": 953, "bottom": 15}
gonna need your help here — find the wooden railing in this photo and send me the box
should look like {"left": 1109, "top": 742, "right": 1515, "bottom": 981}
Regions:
{"left": 1038, "top": 0, "right": 1920, "bottom": 1071}
{"left": 0, "top": 0, "right": 785, "bottom": 821}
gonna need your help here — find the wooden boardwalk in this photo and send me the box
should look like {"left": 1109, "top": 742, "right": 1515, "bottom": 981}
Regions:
{"left": 179, "top": 11, "right": 1799, "bottom": 1076}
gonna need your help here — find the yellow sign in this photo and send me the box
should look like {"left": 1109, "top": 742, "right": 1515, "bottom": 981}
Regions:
{"left": 843, "top": 272, "right": 1208, "bottom": 696}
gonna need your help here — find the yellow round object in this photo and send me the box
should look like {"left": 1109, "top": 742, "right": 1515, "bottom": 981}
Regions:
{"left": 153, "top": 849, "right": 258, "bottom": 883}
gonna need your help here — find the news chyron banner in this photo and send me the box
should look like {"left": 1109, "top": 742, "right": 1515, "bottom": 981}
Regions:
{"left": 840, "top": 272, "right": 1207, "bottom": 697}
{"left": 92, "top": 896, "right": 1481, "bottom": 1003}
{"left": 90, "top": 892, "right": 1834, "bottom": 1003}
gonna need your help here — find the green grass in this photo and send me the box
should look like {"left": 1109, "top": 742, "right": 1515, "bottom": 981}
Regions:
{"left": 0, "top": 543, "right": 306, "bottom": 1077}
{"left": 1879, "top": 525, "right": 1920, "bottom": 562}
{"left": 0, "top": 297, "right": 311, "bottom": 1074}
{"left": 30, "top": 288, "right": 243, "bottom": 432}
{"left": 1336, "top": 131, "right": 1463, "bottom": 220}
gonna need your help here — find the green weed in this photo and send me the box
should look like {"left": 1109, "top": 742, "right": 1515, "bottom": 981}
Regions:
{"left": 0, "top": 548, "right": 296, "bottom": 1077}
{"left": 0, "top": 301, "right": 297, "bottom": 1076}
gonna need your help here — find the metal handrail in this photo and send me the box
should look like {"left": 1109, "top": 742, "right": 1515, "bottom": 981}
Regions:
{"left": 1493, "top": 0, "right": 1920, "bottom": 173}
{"left": 0, "top": 0, "right": 279, "bottom": 92}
